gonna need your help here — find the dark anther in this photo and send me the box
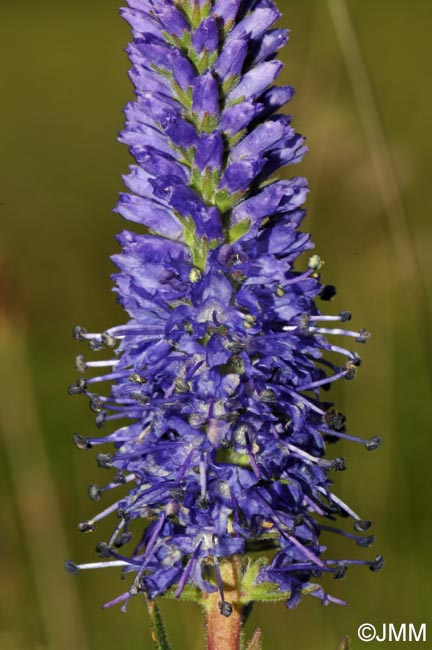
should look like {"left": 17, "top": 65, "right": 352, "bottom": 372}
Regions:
{"left": 333, "top": 457, "right": 346, "bottom": 472}
{"left": 189, "top": 413, "right": 204, "bottom": 427}
{"left": 129, "top": 372, "right": 146, "bottom": 384}
{"left": 95, "top": 541, "right": 112, "bottom": 558}
{"left": 365, "top": 436, "right": 382, "bottom": 451}
{"left": 198, "top": 496, "right": 209, "bottom": 509}
{"left": 294, "top": 514, "right": 304, "bottom": 526}
{"left": 114, "top": 472, "right": 126, "bottom": 484}
{"left": 352, "top": 353, "right": 362, "bottom": 367}
{"left": 89, "top": 396, "right": 104, "bottom": 413}
{"left": 298, "top": 314, "right": 310, "bottom": 334}
{"left": 95, "top": 410, "right": 108, "bottom": 428}
{"left": 311, "top": 569, "right": 322, "bottom": 578}
{"left": 339, "top": 310, "right": 352, "bottom": 322}
{"left": 96, "top": 453, "right": 113, "bottom": 469}
{"left": 78, "top": 520, "right": 95, "bottom": 533}
{"left": 218, "top": 601, "right": 233, "bottom": 617}
{"left": 354, "top": 519, "right": 372, "bottom": 532}
{"left": 75, "top": 354, "right": 87, "bottom": 373}
{"left": 357, "top": 535, "right": 376, "bottom": 548}
{"left": 344, "top": 362, "right": 357, "bottom": 381}
{"left": 169, "top": 488, "right": 184, "bottom": 501}
{"left": 89, "top": 337, "right": 104, "bottom": 351}
{"left": 114, "top": 532, "right": 133, "bottom": 548}
{"left": 369, "top": 555, "right": 384, "bottom": 572}
{"left": 68, "top": 378, "right": 87, "bottom": 395}
{"left": 117, "top": 509, "right": 131, "bottom": 521}
{"left": 88, "top": 484, "right": 102, "bottom": 502}
{"left": 308, "top": 255, "right": 322, "bottom": 270}
{"left": 130, "top": 392, "right": 150, "bottom": 405}
{"left": 175, "top": 378, "right": 190, "bottom": 393}
{"left": 334, "top": 563, "right": 347, "bottom": 580}
{"left": 260, "top": 389, "right": 276, "bottom": 403}
{"left": 73, "top": 326, "right": 88, "bottom": 341}
{"left": 101, "top": 331, "right": 116, "bottom": 348}
{"left": 64, "top": 559, "right": 80, "bottom": 574}
{"left": 73, "top": 433, "right": 92, "bottom": 450}
{"left": 226, "top": 340, "right": 245, "bottom": 353}
{"left": 356, "top": 328, "right": 371, "bottom": 344}
{"left": 320, "top": 285, "right": 336, "bottom": 301}
{"left": 323, "top": 408, "right": 345, "bottom": 431}
{"left": 129, "top": 582, "right": 142, "bottom": 597}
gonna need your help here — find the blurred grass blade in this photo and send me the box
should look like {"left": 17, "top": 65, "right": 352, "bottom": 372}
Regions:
{"left": 0, "top": 315, "right": 89, "bottom": 650}
{"left": 245, "top": 628, "right": 263, "bottom": 650}
{"left": 327, "top": 0, "right": 432, "bottom": 383}
{"left": 146, "top": 596, "right": 172, "bottom": 650}
{"left": 337, "top": 635, "right": 351, "bottom": 650}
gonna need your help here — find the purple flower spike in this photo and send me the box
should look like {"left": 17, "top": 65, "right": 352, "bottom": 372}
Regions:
{"left": 68, "top": 0, "right": 381, "bottom": 616}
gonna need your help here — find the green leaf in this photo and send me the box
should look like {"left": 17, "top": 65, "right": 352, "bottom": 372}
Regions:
{"left": 145, "top": 597, "right": 172, "bottom": 650}
{"left": 228, "top": 129, "right": 247, "bottom": 147}
{"left": 171, "top": 81, "right": 193, "bottom": 110}
{"left": 228, "top": 219, "right": 251, "bottom": 243}
{"left": 241, "top": 558, "right": 267, "bottom": 592}
{"left": 245, "top": 628, "right": 263, "bottom": 650}
{"left": 176, "top": 214, "right": 208, "bottom": 271}
{"left": 162, "top": 584, "right": 203, "bottom": 603}
{"left": 222, "top": 74, "right": 240, "bottom": 95}
{"left": 214, "top": 189, "right": 245, "bottom": 213}
{"left": 240, "top": 559, "right": 289, "bottom": 603}
{"left": 246, "top": 581, "right": 289, "bottom": 603}
{"left": 215, "top": 448, "right": 250, "bottom": 468}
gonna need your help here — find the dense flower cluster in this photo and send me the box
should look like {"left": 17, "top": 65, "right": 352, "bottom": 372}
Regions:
{"left": 67, "top": 0, "right": 382, "bottom": 612}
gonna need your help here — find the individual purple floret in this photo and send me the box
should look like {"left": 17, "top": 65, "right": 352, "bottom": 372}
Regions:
{"left": 67, "top": 0, "right": 382, "bottom": 614}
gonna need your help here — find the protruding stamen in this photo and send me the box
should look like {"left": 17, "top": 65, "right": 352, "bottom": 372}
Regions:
{"left": 323, "top": 408, "right": 346, "bottom": 431}
{"left": 68, "top": 379, "right": 87, "bottom": 395}
{"left": 213, "top": 556, "right": 232, "bottom": 617}
{"left": 286, "top": 534, "right": 325, "bottom": 568}
{"left": 73, "top": 560, "right": 131, "bottom": 570}
{"left": 344, "top": 361, "right": 357, "bottom": 381}
{"left": 369, "top": 555, "right": 384, "bottom": 572}
{"left": 356, "top": 328, "right": 371, "bottom": 343}
{"left": 114, "top": 532, "right": 133, "bottom": 548}
{"left": 75, "top": 354, "right": 87, "bottom": 373}
{"left": 88, "top": 484, "right": 102, "bottom": 502}
{"left": 89, "top": 396, "right": 104, "bottom": 413}
{"left": 354, "top": 519, "right": 372, "bottom": 532}
{"left": 96, "top": 453, "right": 114, "bottom": 469}
{"left": 333, "top": 563, "right": 347, "bottom": 580}
{"left": 73, "top": 326, "right": 88, "bottom": 341}
{"left": 365, "top": 436, "right": 382, "bottom": 451}
{"left": 64, "top": 560, "right": 80, "bottom": 574}
{"left": 101, "top": 331, "right": 117, "bottom": 348}
{"left": 219, "top": 601, "right": 233, "bottom": 617}
{"left": 73, "top": 433, "right": 92, "bottom": 450}
{"left": 95, "top": 541, "right": 112, "bottom": 558}
{"left": 78, "top": 520, "right": 95, "bottom": 533}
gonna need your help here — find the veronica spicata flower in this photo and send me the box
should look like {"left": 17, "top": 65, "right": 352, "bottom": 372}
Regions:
{"left": 66, "top": 0, "right": 383, "bottom": 616}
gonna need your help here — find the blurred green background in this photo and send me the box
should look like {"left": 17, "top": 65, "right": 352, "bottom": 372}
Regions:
{"left": 1, "top": 1, "right": 431, "bottom": 649}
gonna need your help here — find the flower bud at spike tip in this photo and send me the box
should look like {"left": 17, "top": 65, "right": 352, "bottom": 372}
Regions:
{"left": 67, "top": 0, "right": 381, "bottom": 616}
